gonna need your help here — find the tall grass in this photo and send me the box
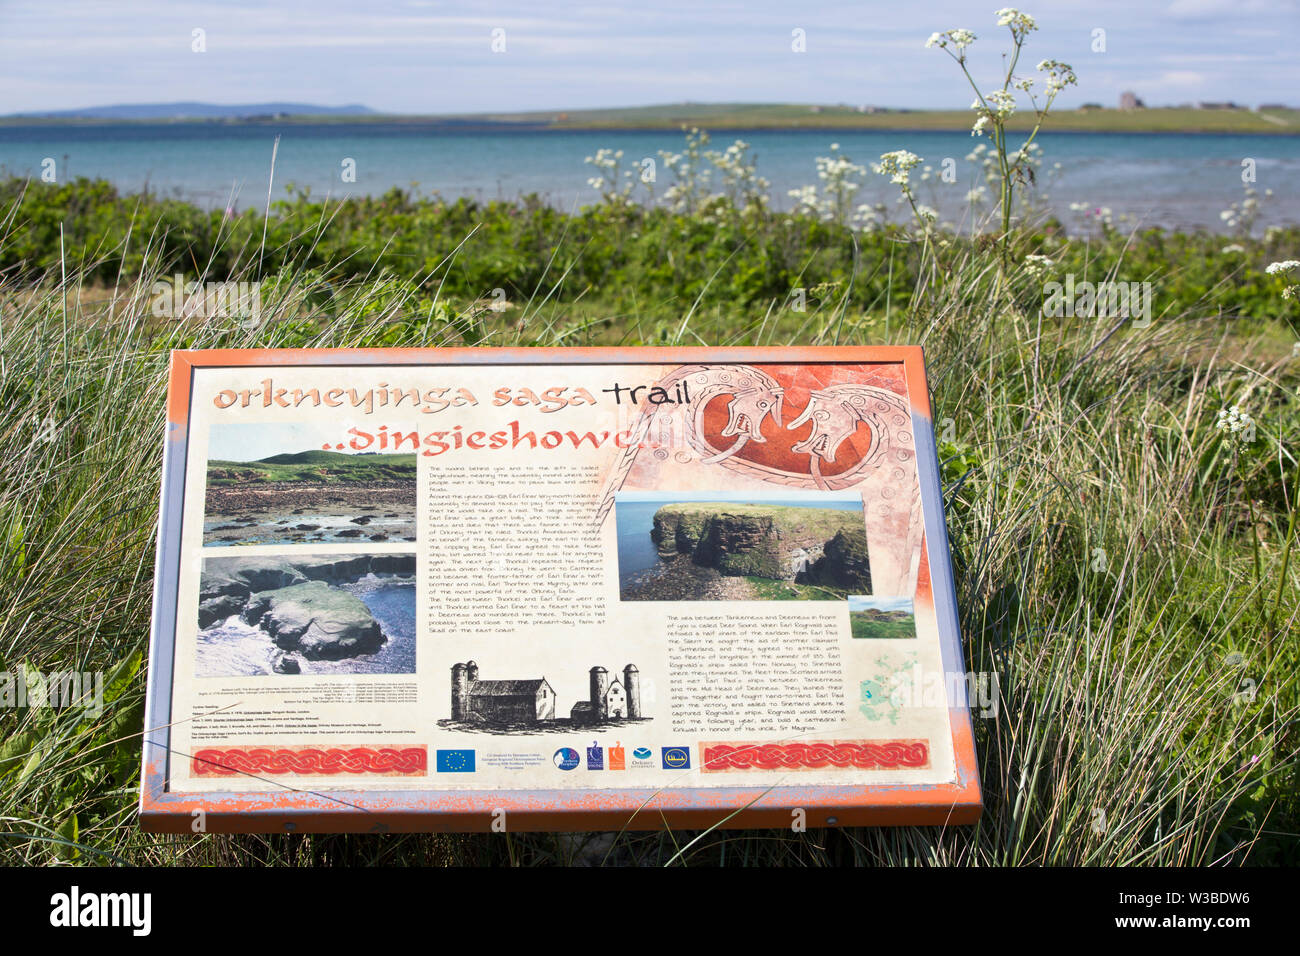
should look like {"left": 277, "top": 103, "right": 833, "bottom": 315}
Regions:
{"left": 0, "top": 166, "right": 1296, "bottom": 866}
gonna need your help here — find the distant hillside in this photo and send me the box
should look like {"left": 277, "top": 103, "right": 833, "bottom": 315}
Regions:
{"left": 6, "top": 101, "right": 376, "bottom": 120}
{"left": 207, "top": 449, "right": 415, "bottom": 486}
{"left": 4, "top": 101, "right": 1296, "bottom": 132}
{"left": 257, "top": 450, "right": 409, "bottom": 466}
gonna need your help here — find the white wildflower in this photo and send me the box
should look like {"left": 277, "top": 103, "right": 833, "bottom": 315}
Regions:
{"left": 985, "top": 89, "right": 1017, "bottom": 118}
{"left": 1216, "top": 405, "right": 1256, "bottom": 441}
{"left": 872, "top": 150, "right": 923, "bottom": 189}
{"left": 1266, "top": 259, "right": 1300, "bottom": 300}
{"left": 926, "top": 28, "right": 976, "bottom": 51}
{"left": 996, "top": 8, "right": 1037, "bottom": 37}
{"left": 1036, "top": 59, "right": 1077, "bottom": 93}
{"left": 1023, "top": 254, "right": 1054, "bottom": 279}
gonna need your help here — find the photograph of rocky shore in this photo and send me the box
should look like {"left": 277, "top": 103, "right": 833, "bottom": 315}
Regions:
{"left": 196, "top": 553, "right": 416, "bottom": 677}
{"left": 202, "top": 423, "right": 416, "bottom": 547}
{"left": 617, "top": 493, "right": 871, "bottom": 601}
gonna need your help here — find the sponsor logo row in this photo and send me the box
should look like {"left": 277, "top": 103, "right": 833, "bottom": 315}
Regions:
{"left": 435, "top": 743, "right": 691, "bottom": 773}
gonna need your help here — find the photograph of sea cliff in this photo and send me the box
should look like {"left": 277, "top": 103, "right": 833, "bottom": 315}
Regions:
{"left": 848, "top": 596, "right": 916, "bottom": 640}
{"left": 196, "top": 552, "right": 416, "bottom": 677}
{"left": 616, "top": 491, "right": 870, "bottom": 601}
{"left": 203, "top": 423, "right": 417, "bottom": 547}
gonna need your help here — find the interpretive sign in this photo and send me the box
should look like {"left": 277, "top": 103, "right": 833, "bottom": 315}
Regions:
{"left": 141, "top": 346, "right": 981, "bottom": 832}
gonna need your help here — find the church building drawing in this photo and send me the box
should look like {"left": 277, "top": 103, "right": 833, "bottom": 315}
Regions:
{"left": 569, "top": 665, "right": 640, "bottom": 723}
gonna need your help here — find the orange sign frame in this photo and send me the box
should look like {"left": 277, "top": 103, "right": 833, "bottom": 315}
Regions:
{"left": 140, "top": 346, "right": 981, "bottom": 833}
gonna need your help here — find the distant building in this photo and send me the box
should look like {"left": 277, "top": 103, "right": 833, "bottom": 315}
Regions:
{"left": 1197, "top": 101, "right": 1239, "bottom": 110}
{"left": 1119, "top": 91, "right": 1145, "bottom": 110}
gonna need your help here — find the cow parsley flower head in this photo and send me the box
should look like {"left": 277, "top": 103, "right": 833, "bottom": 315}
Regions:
{"left": 1022, "top": 254, "right": 1054, "bottom": 280}
{"left": 1036, "top": 59, "right": 1077, "bottom": 94}
{"left": 996, "top": 8, "right": 1037, "bottom": 39}
{"left": 1267, "top": 261, "right": 1300, "bottom": 300}
{"left": 1216, "top": 405, "right": 1255, "bottom": 441}
{"left": 926, "top": 28, "right": 977, "bottom": 51}
{"left": 984, "top": 89, "right": 1017, "bottom": 118}
{"left": 872, "top": 150, "right": 923, "bottom": 184}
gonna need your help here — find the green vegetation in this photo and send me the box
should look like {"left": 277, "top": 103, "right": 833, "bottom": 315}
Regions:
{"left": 850, "top": 610, "right": 916, "bottom": 640}
{"left": 206, "top": 450, "right": 416, "bottom": 486}
{"left": 2, "top": 174, "right": 1295, "bottom": 337}
{"left": 745, "top": 577, "right": 848, "bottom": 601}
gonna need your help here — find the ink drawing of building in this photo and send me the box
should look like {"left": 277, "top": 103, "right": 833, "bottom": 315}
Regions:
{"left": 448, "top": 661, "right": 642, "bottom": 729}
{"left": 451, "top": 661, "right": 555, "bottom": 723}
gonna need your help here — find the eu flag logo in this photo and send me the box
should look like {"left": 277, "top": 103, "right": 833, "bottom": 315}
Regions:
{"left": 436, "top": 750, "right": 476, "bottom": 772}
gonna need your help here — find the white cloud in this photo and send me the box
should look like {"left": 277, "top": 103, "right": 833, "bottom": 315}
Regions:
{"left": 1159, "top": 70, "right": 1208, "bottom": 86}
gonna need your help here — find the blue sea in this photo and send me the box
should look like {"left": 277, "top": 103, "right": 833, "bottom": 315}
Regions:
{"left": 2, "top": 123, "right": 1297, "bottom": 231}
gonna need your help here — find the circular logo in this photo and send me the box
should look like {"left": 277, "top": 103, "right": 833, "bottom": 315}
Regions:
{"left": 632, "top": 747, "right": 653, "bottom": 761}
{"left": 553, "top": 747, "right": 580, "bottom": 770}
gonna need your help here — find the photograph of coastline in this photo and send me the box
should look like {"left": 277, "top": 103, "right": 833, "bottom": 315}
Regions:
{"left": 196, "top": 552, "right": 416, "bottom": 677}
{"left": 616, "top": 490, "right": 870, "bottom": 601}
{"left": 203, "top": 423, "right": 416, "bottom": 547}
{"left": 848, "top": 596, "right": 916, "bottom": 640}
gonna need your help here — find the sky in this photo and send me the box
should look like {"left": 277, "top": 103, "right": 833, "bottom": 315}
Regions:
{"left": 847, "top": 596, "right": 913, "bottom": 613}
{"left": 207, "top": 422, "right": 367, "bottom": 461}
{"left": 617, "top": 490, "right": 862, "bottom": 507}
{"left": 0, "top": 0, "right": 1295, "bottom": 115}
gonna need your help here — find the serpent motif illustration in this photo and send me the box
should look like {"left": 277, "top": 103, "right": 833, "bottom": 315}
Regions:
{"left": 595, "top": 363, "right": 921, "bottom": 524}
{"left": 592, "top": 362, "right": 927, "bottom": 595}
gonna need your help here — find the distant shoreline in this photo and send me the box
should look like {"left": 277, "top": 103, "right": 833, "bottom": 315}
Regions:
{"left": 3, "top": 106, "right": 1297, "bottom": 136}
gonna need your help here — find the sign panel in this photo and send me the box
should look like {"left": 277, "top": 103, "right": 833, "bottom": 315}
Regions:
{"left": 141, "top": 347, "right": 980, "bottom": 832}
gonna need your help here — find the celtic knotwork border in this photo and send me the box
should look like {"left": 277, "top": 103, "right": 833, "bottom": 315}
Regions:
{"left": 192, "top": 745, "right": 428, "bottom": 777}
{"left": 700, "top": 739, "right": 929, "bottom": 772}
